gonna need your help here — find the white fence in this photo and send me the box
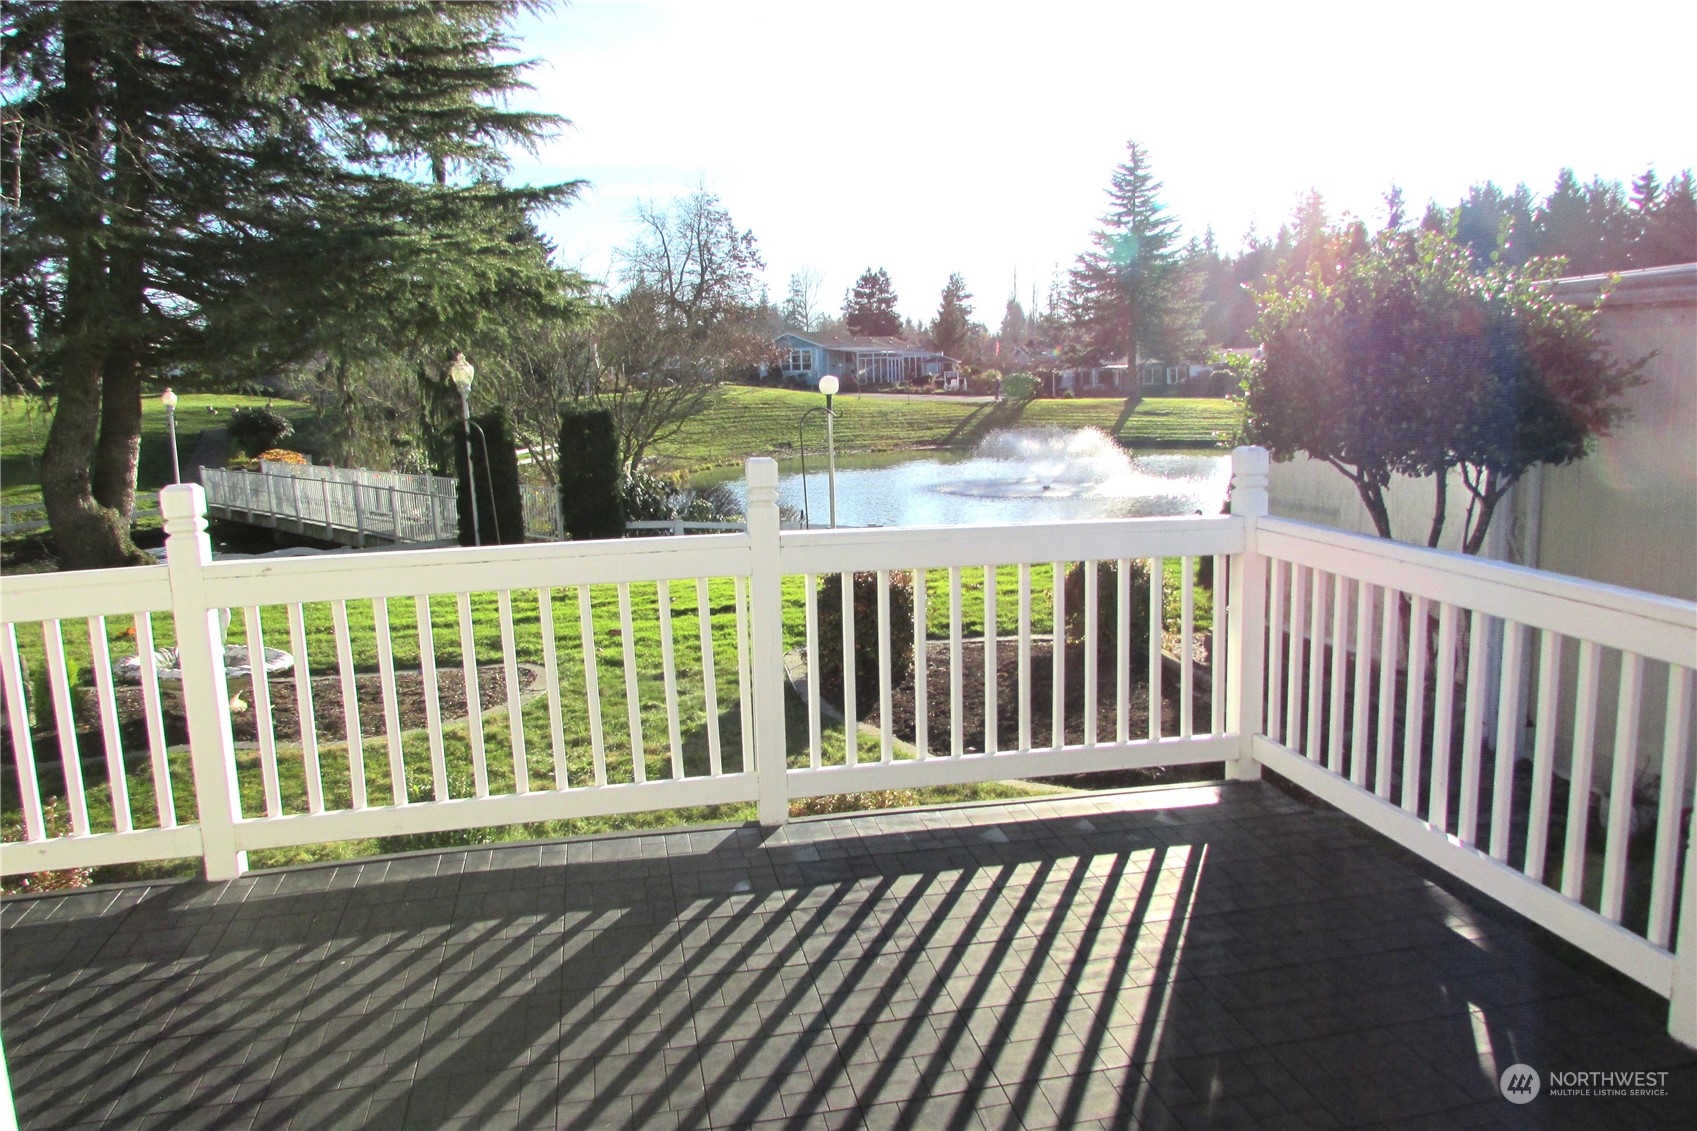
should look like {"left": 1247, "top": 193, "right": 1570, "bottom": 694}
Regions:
{"left": 202, "top": 462, "right": 458, "bottom": 545}
{"left": 2, "top": 449, "right": 1693, "bottom": 1043}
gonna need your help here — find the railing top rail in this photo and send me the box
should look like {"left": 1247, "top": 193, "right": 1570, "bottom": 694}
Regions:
{"left": 1259, "top": 516, "right": 1696, "bottom": 664}
{"left": 0, "top": 563, "right": 173, "bottom": 622}
{"left": 778, "top": 513, "right": 1243, "bottom": 573}
{"left": 196, "top": 528, "right": 753, "bottom": 606}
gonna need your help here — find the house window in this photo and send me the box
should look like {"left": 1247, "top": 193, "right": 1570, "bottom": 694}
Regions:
{"left": 784, "top": 348, "right": 812, "bottom": 372}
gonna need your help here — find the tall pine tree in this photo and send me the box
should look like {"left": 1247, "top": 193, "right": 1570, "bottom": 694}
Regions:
{"left": 844, "top": 268, "right": 901, "bottom": 337}
{"left": 1067, "top": 142, "right": 1199, "bottom": 380}
{"left": 932, "top": 273, "right": 973, "bottom": 359}
{"left": 2, "top": 1, "right": 582, "bottom": 568}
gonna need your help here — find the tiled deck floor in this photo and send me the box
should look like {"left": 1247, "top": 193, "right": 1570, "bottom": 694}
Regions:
{"left": 3, "top": 781, "right": 1693, "bottom": 1130}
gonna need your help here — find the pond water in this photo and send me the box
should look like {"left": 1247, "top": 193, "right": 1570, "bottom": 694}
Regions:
{"left": 704, "top": 428, "right": 1232, "bottom": 528}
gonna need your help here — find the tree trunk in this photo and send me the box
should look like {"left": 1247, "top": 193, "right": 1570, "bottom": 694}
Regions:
{"left": 1425, "top": 467, "right": 1449, "bottom": 548}
{"left": 38, "top": 10, "right": 150, "bottom": 571}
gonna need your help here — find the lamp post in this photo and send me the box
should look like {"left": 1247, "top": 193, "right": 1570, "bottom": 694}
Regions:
{"left": 447, "top": 351, "right": 479, "bottom": 547}
{"left": 160, "top": 388, "right": 181, "bottom": 484}
{"left": 818, "top": 374, "right": 839, "bottom": 529}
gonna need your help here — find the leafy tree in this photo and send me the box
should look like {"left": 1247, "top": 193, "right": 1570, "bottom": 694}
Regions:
{"left": 932, "top": 273, "right": 973, "bottom": 359}
{"left": 844, "top": 268, "right": 901, "bottom": 337}
{"left": 1068, "top": 141, "right": 1201, "bottom": 378}
{"left": 1243, "top": 229, "right": 1643, "bottom": 553}
{"left": 1, "top": 1, "right": 580, "bottom": 569}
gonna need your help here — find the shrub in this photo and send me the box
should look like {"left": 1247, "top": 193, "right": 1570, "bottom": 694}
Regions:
{"left": 790, "top": 789, "right": 921, "bottom": 817}
{"left": 1062, "top": 559, "right": 1153, "bottom": 667}
{"left": 557, "top": 407, "right": 623, "bottom": 540}
{"left": 452, "top": 408, "right": 524, "bottom": 546}
{"left": 1003, "top": 372, "right": 1038, "bottom": 402}
{"left": 815, "top": 571, "right": 916, "bottom": 719}
{"left": 225, "top": 406, "right": 293, "bottom": 456}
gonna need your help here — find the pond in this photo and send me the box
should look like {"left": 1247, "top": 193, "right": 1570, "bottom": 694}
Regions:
{"left": 703, "top": 428, "right": 1232, "bottom": 528}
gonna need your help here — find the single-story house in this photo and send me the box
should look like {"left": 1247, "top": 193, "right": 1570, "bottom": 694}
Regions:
{"left": 773, "top": 331, "right": 955, "bottom": 388}
{"left": 1056, "top": 360, "right": 1211, "bottom": 394}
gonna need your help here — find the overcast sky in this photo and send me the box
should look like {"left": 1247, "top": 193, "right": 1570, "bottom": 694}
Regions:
{"left": 504, "top": 0, "right": 1696, "bottom": 326}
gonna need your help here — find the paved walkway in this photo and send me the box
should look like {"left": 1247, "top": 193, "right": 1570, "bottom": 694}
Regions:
{"left": 3, "top": 782, "right": 1692, "bottom": 1129}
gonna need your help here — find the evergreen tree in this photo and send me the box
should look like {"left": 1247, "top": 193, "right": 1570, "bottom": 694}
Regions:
{"left": 932, "top": 273, "right": 973, "bottom": 359}
{"left": 1641, "top": 171, "right": 1697, "bottom": 269}
{"left": 2, "top": 1, "right": 581, "bottom": 569}
{"left": 1067, "top": 141, "right": 1199, "bottom": 374}
{"left": 844, "top": 268, "right": 901, "bottom": 337}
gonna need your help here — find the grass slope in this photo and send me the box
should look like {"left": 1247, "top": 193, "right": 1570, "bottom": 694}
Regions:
{"left": 649, "top": 387, "right": 1240, "bottom": 475}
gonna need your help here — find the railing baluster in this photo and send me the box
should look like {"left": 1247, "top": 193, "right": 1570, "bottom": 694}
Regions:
{"left": 1212, "top": 554, "right": 1227, "bottom": 737}
{"left": 1018, "top": 564, "right": 1032, "bottom": 754}
{"left": 0, "top": 622, "right": 44, "bottom": 840}
{"left": 372, "top": 599, "right": 407, "bottom": 806}
{"left": 579, "top": 585, "right": 608, "bottom": 787}
{"left": 1180, "top": 558, "right": 1195, "bottom": 742}
{"left": 804, "top": 573, "right": 822, "bottom": 769}
{"left": 836, "top": 573, "right": 856, "bottom": 766}
{"left": 538, "top": 588, "right": 568, "bottom": 788}
{"left": 1325, "top": 572, "right": 1345, "bottom": 771}
{"left": 878, "top": 570, "right": 893, "bottom": 764}
{"left": 1265, "top": 558, "right": 1286, "bottom": 745}
{"left": 41, "top": 620, "right": 89, "bottom": 834}
{"left": 1524, "top": 631, "right": 1562, "bottom": 881}
{"left": 1488, "top": 622, "right": 1528, "bottom": 861}
{"left": 288, "top": 602, "right": 324, "bottom": 812}
{"left": 416, "top": 595, "right": 449, "bottom": 801}
{"left": 1600, "top": 653, "right": 1644, "bottom": 921}
{"left": 658, "top": 580, "right": 685, "bottom": 781}
{"left": 1647, "top": 665, "right": 1693, "bottom": 947}
{"left": 1082, "top": 561, "right": 1098, "bottom": 748}
{"left": 984, "top": 565, "right": 998, "bottom": 755}
{"left": 913, "top": 567, "right": 928, "bottom": 759}
{"left": 1349, "top": 580, "right": 1371, "bottom": 786}
{"left": 1375, "top": 587, "right": 1399, "bottom": 799}
{"left": 498, "top": 589, "right": 529, "bottom": 793}
{"left": 1050, "top": 561, "right": 1067, "bottom": 749}
{"left": 1284, "top": 564, "right": 1304, "bottom": 747}
{"left": 617, "top": 583, "right": 645, "bottom": 785}
{"left": 331, "top": 600, "right": 366, "bottom": 810}
{"left": 1305, "top": 569, "right": 1327, "bottom": 762}
{"left": 1400, "top": 596, "right": 1430, "bottom": 815}
{"left": 135, "top": 613, "right": 174, "bottom": 824}
{"left": 1149, "top": 556, "right": 1164, "bottom": 742}
{"left": 457, "top": 591, "right": 489, "bottom": 796}
{"left": 244, "top": 607, "right": 283, "bottom": 816}
{"left": 734, "top": 576, "right": 753, "bottom": 774}
{"left": 1561, "top": 640, "right": 1604, "bottom": 901}
{"left": 949, "top": 566, "right": 964, "bottom": 759}
{"left": 694, "top": 578, "right": 722, "bottom": 779}
{"left": 1457, "top": 610, "right": 1489, "bottom": 843}
{"left": 1117, "top": 558, "right": 1131, "bottom": 744}
{"left": 88, "top": 616, "right": 132, "bottom": 832}
{"left": 1428, "top": 602, "right": 1460, "bottom": 829}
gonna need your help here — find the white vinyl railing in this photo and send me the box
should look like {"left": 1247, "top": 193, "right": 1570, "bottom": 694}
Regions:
{"left": 2, "top": 449, "right": 1693, "bottom": 1043}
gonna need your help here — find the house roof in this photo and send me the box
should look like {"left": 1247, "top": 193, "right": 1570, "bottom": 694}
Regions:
{"left": 777, "top": 330, "right": 943, "bottom": 356}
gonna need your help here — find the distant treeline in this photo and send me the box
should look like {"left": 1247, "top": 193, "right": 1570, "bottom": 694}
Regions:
{"left": 1195, "top": 168, "right": 1695, "bottom": 347}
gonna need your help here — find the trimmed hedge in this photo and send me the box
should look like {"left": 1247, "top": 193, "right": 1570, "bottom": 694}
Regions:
{"left": 815, "top": 571, "right": 916, "bottom": 720}
{"left": 558, "top": 407, "right": 623, "bottom": 540}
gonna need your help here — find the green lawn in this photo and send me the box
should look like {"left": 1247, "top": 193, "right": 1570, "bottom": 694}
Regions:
{"left": 0, "top": 393, "right": 317, "bottom": 507}
{"left": 648, "top": 387, "right": 1240, "bottom": 476}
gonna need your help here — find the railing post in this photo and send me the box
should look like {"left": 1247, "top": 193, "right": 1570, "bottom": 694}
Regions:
{"left": 160, "top": 485, "right": 246, "bottom": 881}
{"left": 1225, "top": 446, "right": 1269, "bottom": 781}
{"left": 1672, "top": 771, "right": 1697, "bottom": 1046}
{"left": 746, "top": 457, "right": 789, "bottom": 827}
